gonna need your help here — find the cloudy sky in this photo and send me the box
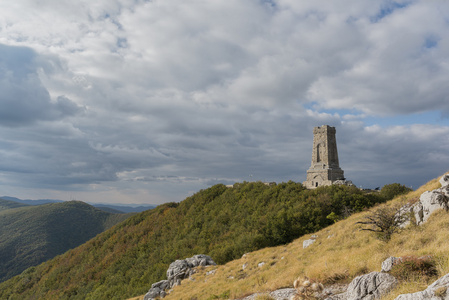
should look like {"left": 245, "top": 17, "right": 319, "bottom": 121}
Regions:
{"left": 0, "top": 0, "right": 448, "bottom": 205}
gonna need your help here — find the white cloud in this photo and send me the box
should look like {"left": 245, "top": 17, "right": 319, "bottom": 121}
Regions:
{"left": 306, "top": 2, "right": 449, "bottom": 116}
{"left": 0, "top": 0, "right": 448, "bottom": 204}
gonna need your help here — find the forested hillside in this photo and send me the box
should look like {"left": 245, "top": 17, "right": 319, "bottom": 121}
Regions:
{"left": 0, "top": 200, "right": 131, "bottom": 282}
{"left": 0, "top": 198, "right": 28, "bottom": 211}
{"left": 155, "top": 177, "right": 444, "bottom": 300}
{"left": 0, "top": 182, "right": 409, "bottom": 300}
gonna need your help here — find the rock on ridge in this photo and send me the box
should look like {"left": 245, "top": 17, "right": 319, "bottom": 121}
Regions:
{"left": 144, "top": 254, "right": 216, "bottom": 300}
{"left": 440, "top": 174, "right": 449, "bottom": 187}
{"left": 405, "top": 173, "right": 449, "bottom": 226}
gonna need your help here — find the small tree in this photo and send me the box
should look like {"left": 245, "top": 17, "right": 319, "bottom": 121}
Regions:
{"left": 356, "top": 203, "right": 407, "bottom": 241}
{"left": 380, "top": 183, "right": 412, "bottom": 200}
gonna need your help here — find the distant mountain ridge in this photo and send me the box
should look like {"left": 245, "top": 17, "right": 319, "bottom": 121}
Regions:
{"left": 0, "top": 198, "right": 29, "bottom": 211}
{"left": 1, "top": 196, "right": 156, "bottom": 213}
{"left": 92, "top": 203, "right": 157, "bottom": 213}
{"left": 1, "top": 196, "right": 63, "bottom": 205}
{"left": 0, "top": 199, "right": 133, "bottom": 283}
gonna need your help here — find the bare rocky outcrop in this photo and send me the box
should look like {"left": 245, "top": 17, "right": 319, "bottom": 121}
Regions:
{"left": 378, "top": 256, "right": 449, "bottom": 300}
{"left": 166, "top": 254, "right": 215, "bottom": 287}
{"left": 144, "top": 280, "right": 170, "bottom": 299}
{"left": 322, "top": 257, "right": 402, "bottom": 299}
{"left": 357, "top": 174, "right": 449, "bottom": 234}
{"left": 414, "top": 190, "right": 448, "bottom": 225}
{"left": 303, "top": 235, "right": 318, "bottom": 249}
{"left": 440, "top": 173, "right": 449, "bottom": 187}
{"left": 241, "top": 253, "right": 448, "bottom": 300}
{"left": 239, "top": 288, "right": 296, "bottom": 300}
{"left": 412, "top": 173, "right": 449, "bottom": 225}
{"left": 303, "top": 238, "right": 316, "bottom": 249}
{"left": 394, "top": 273, "right": 449, "bottom": 300}
{"left": 144, "top": 254, "right": 216, "bottom": 300}
{"left": 327, "top": 272, "right": 398, "bottom": 300}
{"left": 381, "top": 257, "right": 403, "bottom": 273}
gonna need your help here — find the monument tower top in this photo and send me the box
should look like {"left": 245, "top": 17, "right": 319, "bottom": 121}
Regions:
{"left": 303, "top": 125, "right": 345, "bottom": 189}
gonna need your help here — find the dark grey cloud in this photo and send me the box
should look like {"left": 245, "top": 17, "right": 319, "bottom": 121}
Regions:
{"left": 0, "top": 44, "right": 83, "bottom": 126}
{"left": 337, "top": 124, "right": 449, "bottom": 189}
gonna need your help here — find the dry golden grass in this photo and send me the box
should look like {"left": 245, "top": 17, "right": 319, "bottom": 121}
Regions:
{"left": 130, "top": 173, "right": 449, "bottom": 300}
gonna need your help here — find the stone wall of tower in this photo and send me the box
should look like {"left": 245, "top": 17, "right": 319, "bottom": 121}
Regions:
{"left": 303, "top": 125, "right": 345, "bottom": 189}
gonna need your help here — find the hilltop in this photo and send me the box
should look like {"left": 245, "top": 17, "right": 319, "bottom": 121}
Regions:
{"left": 0, "top": 181, "right": 408, "bottom": 299}
{"left": 0, "top": 199, "right": 132, "bottom": 282}
{"left": 134, "top": 175, "right": 448, "bottom": 299}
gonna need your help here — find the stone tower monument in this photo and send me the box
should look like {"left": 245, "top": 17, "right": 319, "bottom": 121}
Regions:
{"left": 303, "top": 125, "right": 345, "bottom": 189}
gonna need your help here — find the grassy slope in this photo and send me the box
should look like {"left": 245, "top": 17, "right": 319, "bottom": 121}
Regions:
{"left": 0, "top": 200, "right": 131, "bottom": 283}
{"left": 137, "top": 176, "right": 448, "bottom": 300}
{"left": 0, "top": 182, "right": 389, "bottom": 300}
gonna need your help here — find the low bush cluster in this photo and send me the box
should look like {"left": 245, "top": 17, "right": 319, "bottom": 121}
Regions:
{"left": 390, "top": 256, "right": 438, "bottom": 281}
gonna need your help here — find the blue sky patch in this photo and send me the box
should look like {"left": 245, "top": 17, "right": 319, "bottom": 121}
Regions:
{"left": 371, "top": 1, "right": 411, "bottom": 23}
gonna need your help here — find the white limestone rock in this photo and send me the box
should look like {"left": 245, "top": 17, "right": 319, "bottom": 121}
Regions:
{"left": 381, "top": 257, "right": 403, "bottom": 273}
{"left": 303, "top": 239, "right": 316, "bottom": 249}
{"left": 145, "top": 254, "right": 216, "bottom": 299}
{"left": 441, "top": 184, "right": 449, "bottom": 199}
{"left": 206, "top": 269, "right": 216, "bottom": 276}
{"left": 166, "top": 259, "right": 189, "bottom": 286}
{"left": 238, "top": 288, "right": 296, "bottom": 300}
{"left": 143, "top": 280, "right": 170, "bottom": 300}
{"left": 410, "top": 174, "right": 449, "bottom": 225}
{"left": 440, "top": 173, "right": 449, "bottom": 187}
{"left": 303, "top": 235, "right": 318, "bottom": 249}
{"left": 338, "top": 272, "right": 398, "bottom": 300}
{"left": 185, "top": 254, "right": 216, "bottom": 268}
{"left": 414, "top": 190, "right": 448, "bottom": 225}
{"left": 395, "top": 273, "right": 449, "bottom": 300}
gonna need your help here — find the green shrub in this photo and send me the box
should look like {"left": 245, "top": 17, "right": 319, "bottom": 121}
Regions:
{"left": 380, "top": 183, "right": 413, "bottom": 200}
